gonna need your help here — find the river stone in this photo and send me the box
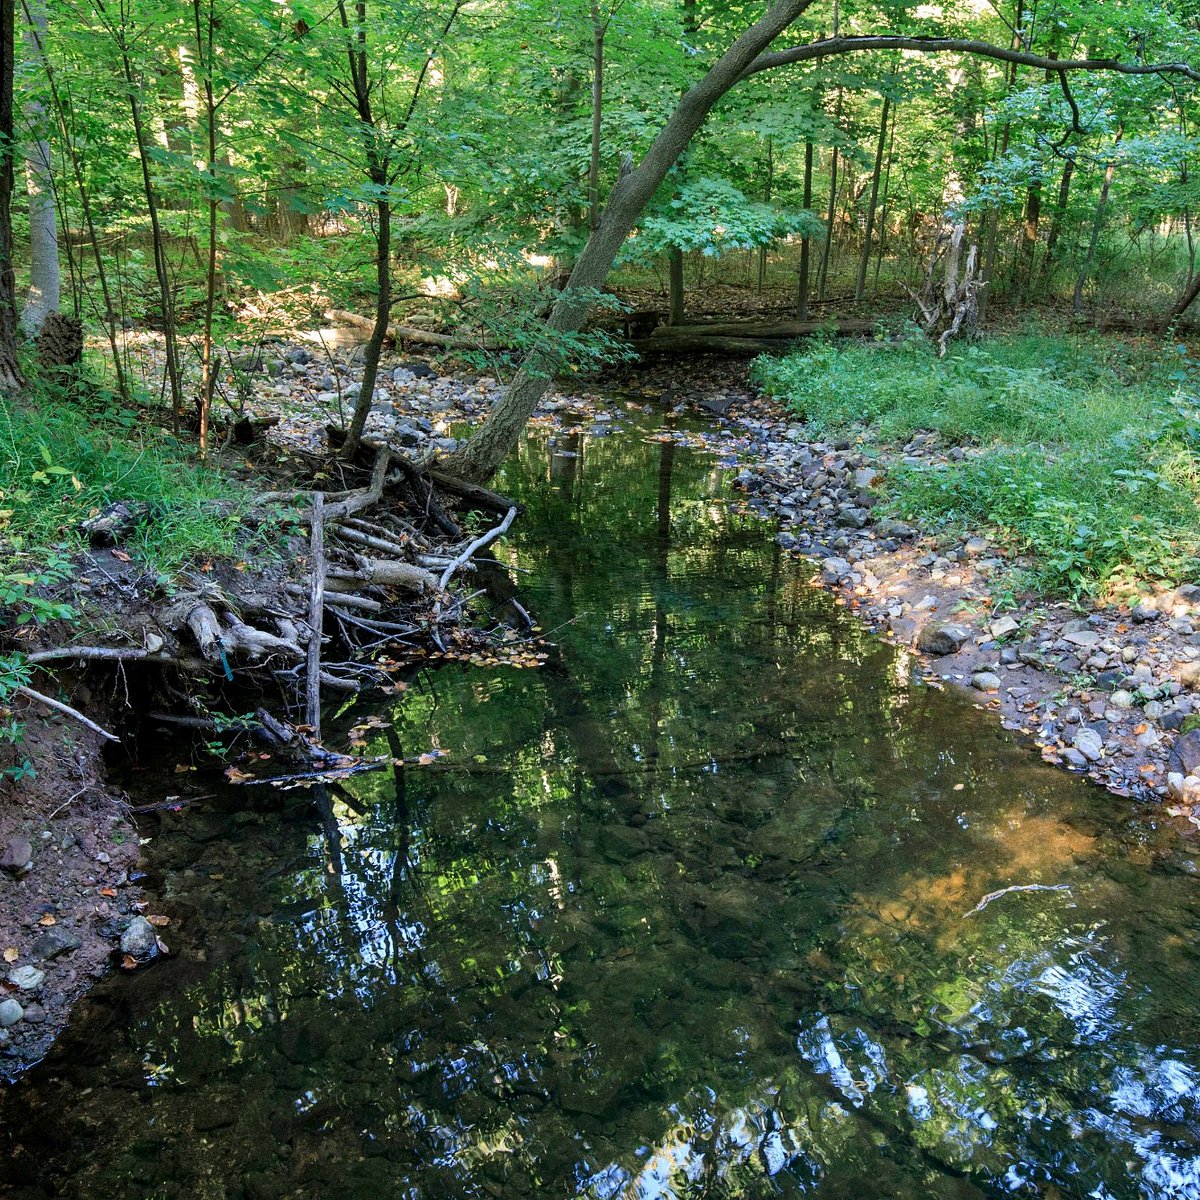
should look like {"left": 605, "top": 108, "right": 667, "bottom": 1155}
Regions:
{"left": 32, "top": 927, "right": 81, "bottom": 961}
{"left": 989, "top": 616, "right": 1020, "bottom": 639}
{"left": 1170, "top": 729, "right": 1200, "bottom": 777}
{"left": 918, "top": 622, "right": 971, "bottom": 656}
{"left": 1180, "top": 661, "right": 1200, "bottom": 689}
{"left": 821, "top": 557, "right": 852, "bottom": 583}
{"left": 120, "top": 917, "right": 159, "bottom": 960}
{"left": 972, "top": 672, "right": 1002, "bottom": 692}
{"left": 9, "top": 965, "right": 45, "bottom": 990}
{"left": 0, "top": 837, "right": 32, "bottom": 875}
{"left": 0, "top": 999, "right": 22, "bottom": 1027}
{"left": 1063, "top": 629, "right": 1101, "bottom": 650}
{"left": 1110, "top": 690, "right": 1135, "bottom": 709}
{"left": 1073, "top": 728, "right": 1105, "bottom": 762}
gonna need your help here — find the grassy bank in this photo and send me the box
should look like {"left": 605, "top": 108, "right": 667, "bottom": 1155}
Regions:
{"left": 752, "top": 330, "right": 1200, "bottom": 599}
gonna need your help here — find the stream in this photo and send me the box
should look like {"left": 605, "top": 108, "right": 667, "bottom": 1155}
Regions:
{"left": 4, "top": 406, "right": 1200, "bottom": 1198}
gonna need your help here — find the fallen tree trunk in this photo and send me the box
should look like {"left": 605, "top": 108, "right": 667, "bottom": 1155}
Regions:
{"left": 325, "top": 308, "right": 501, "bottom": 351}
{"left": 632, "top": 320, "right": 879, "bottom": 357}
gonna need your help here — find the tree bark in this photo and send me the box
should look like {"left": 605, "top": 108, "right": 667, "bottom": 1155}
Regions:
{"left": 18, "top": 0, "right": 55, "bottom": 336}
{"left": 797, "top": 132, "right": 813, "bottom": 319}
{"left": 0, "top": 0, "right": 24, "bottom": 392}
{"left": 817, "top": 89, "right": 843, "bottom": 302}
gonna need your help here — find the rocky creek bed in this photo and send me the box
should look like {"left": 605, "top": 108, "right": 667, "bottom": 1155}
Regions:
{"left": 4, "top": 329, "right": 1200, "bottom": 1079}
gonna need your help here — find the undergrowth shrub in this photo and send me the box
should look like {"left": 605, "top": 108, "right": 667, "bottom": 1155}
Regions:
{"left": 752, "top": 333, "right": 1200, "bottom": 597}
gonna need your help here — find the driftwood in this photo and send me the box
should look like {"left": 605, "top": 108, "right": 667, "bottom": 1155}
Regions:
{"left": 305, "top": 493, "right": 326, "bottom": 736}
{"left": 24, "top": 428, "right": 524, "bottom": 754}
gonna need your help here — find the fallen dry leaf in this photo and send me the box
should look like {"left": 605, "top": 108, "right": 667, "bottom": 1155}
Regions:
{"left": 3, "top": 948, "right": 18, "bottom": 963}
{"left": 147, "top": 915, "right": 170, "bottom": 927}
{"left": 99, "top": 887, "right": 117, "bottom": 898}
{"left": 120, "top": 954, "right": 138, "bottom": 970}
{"left": 37, "top": 914, "right": 55, "bottom": 926}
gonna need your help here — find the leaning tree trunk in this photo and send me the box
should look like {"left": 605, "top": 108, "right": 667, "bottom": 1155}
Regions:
{"left": 441, "top": 0, "right": 815, "bottom": 483}
{"left": 19, "top": 0, "right": 57, "bottom": 336}
{"left": 0, "top": 0, "right": 24, "bottom": 392}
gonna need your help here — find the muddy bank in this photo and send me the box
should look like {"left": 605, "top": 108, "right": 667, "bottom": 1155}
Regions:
{"left": 0, "top": 702, "right": 140, "bottom": 1078}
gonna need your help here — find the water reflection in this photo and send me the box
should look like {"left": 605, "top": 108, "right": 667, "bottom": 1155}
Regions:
{"left": 3, "top": 410, "right": 1200, "bottom": 1199}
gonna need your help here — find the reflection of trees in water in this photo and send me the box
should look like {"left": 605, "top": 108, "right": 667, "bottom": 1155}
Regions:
{"left": 6, "top": 419, "right": 1200, "bottom": 1199}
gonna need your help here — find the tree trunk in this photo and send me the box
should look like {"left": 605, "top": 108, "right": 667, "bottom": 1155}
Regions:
{"left": 588, "top": 3, "right": 603, "bottom": 232}
{"left": 1073, "top": 125, "right": 1123, "bottom": 315}
{"left": 443, "top": 0, "right": 817, "bottom": 483}
{"left": 797, "top": 134, "right": 813, "bottom": 319}
{"left": 19, "top": 0, "right": 56, "bottom": 336}
{"left": 757, "top": 137, "right": 772, "bottom": 294}
{"left": 855, "top": 91, "right": 890, "bottom": 301}
{"left": 1041, "top": 153, "right": 1075, "bottom": 282}
{"left": 817, "top": 145, "right": 838, "bottom": 301}
{"left": 817, "top": 88, "right": 843, "bottom": 302}
{"left": 191, "top": 0, "right": 218, "bottom": 455}
{"left": 667, "top": 248, "right": 684, "bottom": 324}
{"left": 0, "top": 0, "right": 22, "bottom": 391}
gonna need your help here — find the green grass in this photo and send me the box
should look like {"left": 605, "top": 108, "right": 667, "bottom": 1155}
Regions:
{"left": 752, "top": 331, "right": 1200, "bottom": 598}
{"left": 0, "top": 376, "right": 267, "bottom": 590}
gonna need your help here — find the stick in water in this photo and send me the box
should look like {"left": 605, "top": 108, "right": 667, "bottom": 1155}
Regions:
{"left": 964, "top": 883, "right": 1072, "bottom": 918}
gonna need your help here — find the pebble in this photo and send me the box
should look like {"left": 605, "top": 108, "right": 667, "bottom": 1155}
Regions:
{"left": 1074, "top": 729, "right": 1105, "bottom": 762}
{"left": 0, "top": 837, "right": 32, "bottom": 875}
{"left": 8, "top": 966, "right": 45, "bottom": 991}
{"left": 918, "top": 622, "right": 971, "bottom": 656}
{"left": 120, "top": 916, "right": 159, "bottom": 960}
{"left": 972, "top": 672, "right": 1002, "bottom": 692}
{"left": 0, "top": 999, "right": 22, "bottom": 1027}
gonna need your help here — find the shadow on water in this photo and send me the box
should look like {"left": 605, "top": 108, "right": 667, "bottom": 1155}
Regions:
{"left": 4, "top": 408, "right": 1200, "bottom": 1198}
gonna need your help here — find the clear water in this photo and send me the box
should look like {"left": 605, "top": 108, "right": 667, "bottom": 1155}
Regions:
{"left": 4, "top": 410, "right": 1200, "bottom": 1199}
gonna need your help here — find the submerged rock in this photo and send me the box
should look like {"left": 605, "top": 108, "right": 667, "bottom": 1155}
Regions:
{"left": 119, "top": 917, "right": 159, "bottom": 962}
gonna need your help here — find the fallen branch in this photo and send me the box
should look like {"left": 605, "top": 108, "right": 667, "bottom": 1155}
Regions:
{"left": 17, "top": 685, "right": 119, "bottom": 742}
{"left": 963, "top": 883, "right": 1072, "bottom": 918}
{"left": 305, "top": 493, "right": 326, "bottom": 736}
{"left": 439, "top": 507, "right": 519, "bottom": 591}
{"left": 327, "top": 560, "right": 439, "bottom": 592}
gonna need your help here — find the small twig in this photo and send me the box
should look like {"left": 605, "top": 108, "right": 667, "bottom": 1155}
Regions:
{"left": 963, "top": 883, "right": 1072, "bottom": 918}
{"left": 16, "top": 685, "right": 120, "bottom": 742}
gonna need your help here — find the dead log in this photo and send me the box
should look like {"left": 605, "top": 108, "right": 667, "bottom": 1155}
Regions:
{"left": 325, "top": 308, "right": 500, "bottom": 351}
{"left": 632, "top": 321, "right": 878, "bottom": 356}
{"left": 327, "top": 560, "right": 438, "bottom": 593}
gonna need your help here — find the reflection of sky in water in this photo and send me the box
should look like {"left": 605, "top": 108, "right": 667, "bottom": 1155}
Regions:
{"left": 6, "top": 415, "right": 1200, "bottom": 1199}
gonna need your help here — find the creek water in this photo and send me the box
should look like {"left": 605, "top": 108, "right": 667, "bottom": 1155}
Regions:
{"left": 3, "top": 409, "right": 1200, "bottom": 1199}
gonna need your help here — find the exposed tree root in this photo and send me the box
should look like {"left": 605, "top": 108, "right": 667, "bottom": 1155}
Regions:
{"left": 21, "top": 441, "right": 526, "bottom": 754}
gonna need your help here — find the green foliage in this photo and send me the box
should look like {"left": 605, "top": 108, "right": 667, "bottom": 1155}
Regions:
{"left": 0, "top": 381, "right": 263, "bottom": 580}
{"left": 754, "top": 333, "right": 1200, "bottom": 596}
{"left": 627, "top": 175, "right": 822, "bottom": 262}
